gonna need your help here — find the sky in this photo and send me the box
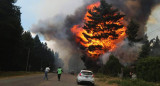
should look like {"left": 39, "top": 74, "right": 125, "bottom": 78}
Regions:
{"left": 15, "top": 0, "right": 84, "bottom": 39}
{"left": 146, "top": 5, "right": 160, "bottom": 40}
{"left": 15, "top": 0, "right": 160, "bottom": 40}
{"left": 16, "top": 0, "right": 84, "bottom": 30}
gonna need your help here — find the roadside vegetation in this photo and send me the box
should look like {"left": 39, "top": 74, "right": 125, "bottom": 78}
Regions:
{"left": 95, "top": 74, "right": 160, "bottom": 86}
{"left": 108, "top": 79, "right": 159, "bottom": 86}
{"left": 95, "top": 26, "right": 160, "bottom": 85}
{"left": 95, "top": 54, "right": 160, "bottom": 86}
{"left": 95, "top": 42, "right": 160, "bottom": 85}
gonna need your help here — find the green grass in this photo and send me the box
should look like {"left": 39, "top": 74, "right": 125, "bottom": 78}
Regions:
{"left": 95, "top": 73, "right": 110, "bottom": 78}
{"left": 98, "top": 77, "right": 107, "bottom": 82}
{"left": 95, "top": 73, "right": 118, "bottom": 83}
{"left": 0, "top": 71, "right": 43, "bottom": 78}
{"left": 108, "top": 79, "right": 160, "bottom": 86}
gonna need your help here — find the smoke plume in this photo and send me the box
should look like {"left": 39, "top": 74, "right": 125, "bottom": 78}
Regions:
{"left": 31, "top": 7, "right": 87, "bottom": 72}
{"left": 100, "top": 39, "right": 142, "bottom": 65}
{"left": 31, "top": 0, "right": 160, "bottom": 70}
{"left": 105, "top": 0, "right": 160, "bottom": 38}
{"left": 100, "top": 0, "right": 160, "bottom": 65}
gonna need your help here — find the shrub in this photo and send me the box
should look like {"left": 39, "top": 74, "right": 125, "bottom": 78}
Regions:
{"left": 123, "top": 67, "right": 131, "bottom": 78}
{"left": 108, "top": 79, "right": 156, "bottom": 86}
{"left": 136, "top": 57, "right": 160, "bottom": 82}
{"left": 100, "top": 55, "right": 122, "bottom": 77}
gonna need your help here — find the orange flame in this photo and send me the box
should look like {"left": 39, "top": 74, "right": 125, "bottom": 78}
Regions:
{"left": 71, "top": 2, "right": 126, "bottom": 59}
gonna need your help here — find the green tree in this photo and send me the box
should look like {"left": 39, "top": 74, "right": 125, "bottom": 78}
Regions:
{"left": 139, "top": 36, "right": 150, "bottom": 58}
{"left": 41, "top": 43, "right": 55, "bottom": 71}
{"left": 28, "top": 35, "right": 55, "bottom": 71}
{"left": 0, "top": 0, "right": 23, "bottom": 71}
{"left": 100, "top": 55, "right": 122, "bottom": 76}
{"left": 22, "top": 31, "right": 34, "bottom": 49}
{"left": 126, "top": 20, "right": 139, "bottom": 42}
{"left": 150, "top": 36, "right": 160, "bottom": 57}
{"left": 29, "top": 35, "right": 42, "bottom": 71}
{"left": 19, "top": 31, "right": 34, "bottom": 71}
{"left": 0, "top": 0, "right": 55, "bottom": 71}
{"left": 136, "top": 57, "right": 160, "bottom": 82}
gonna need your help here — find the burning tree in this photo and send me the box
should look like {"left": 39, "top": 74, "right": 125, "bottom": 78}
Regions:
{"left": 71, "top": 0, "right": 126, "bottom": 59}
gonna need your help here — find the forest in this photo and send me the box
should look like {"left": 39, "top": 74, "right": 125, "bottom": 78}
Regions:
{"left": 0, "top": 0, "right": 160, "bottom": 82}
{"left": 0, "top": 0, "right": 55, "bottom": 71}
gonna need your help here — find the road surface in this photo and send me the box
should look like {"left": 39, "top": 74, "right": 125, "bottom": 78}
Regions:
{"left": 0, "top": 73, "right": 84, "bottom": 86}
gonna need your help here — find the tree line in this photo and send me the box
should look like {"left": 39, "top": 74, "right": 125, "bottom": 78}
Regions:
{"left": 98, "top": 35, "right": 160, "bottom": 82}
{"left": 0, "top": 0, "right": 55, "bottom": 71}
{"left": 81, "top": 0, "right": 160, "bottom": 82}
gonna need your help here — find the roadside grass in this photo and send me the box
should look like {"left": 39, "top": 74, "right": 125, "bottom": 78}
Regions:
{"left": 108, "top": 79, "right": 160, "bottom": 86}
{"left": 95, "top": 73, "right": 109, "bottom": 78}
{"left": 0, "top": 71, "right": 43, "bottom": 78}
{"left": 95, "top": 73, "right": 160, "bottom": 86}
{"left": 95, "top": 73, "right": 119, "bottom": 86}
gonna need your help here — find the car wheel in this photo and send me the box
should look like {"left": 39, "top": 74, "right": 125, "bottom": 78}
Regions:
{"left": 76, "top": 80, "right": 80, "bottom": 85}
{"left": 77, "top": 81, "right": 80, "bottom": 85}
{"left": 89, "top": 83, "right": 94, "bottom": 86}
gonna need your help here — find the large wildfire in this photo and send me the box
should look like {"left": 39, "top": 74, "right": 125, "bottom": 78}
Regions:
{"left": 71, "top": 2, "right": 126, "bottom": 59}
{"left": 31, "top": 0, "right": 160, "bottom": 71}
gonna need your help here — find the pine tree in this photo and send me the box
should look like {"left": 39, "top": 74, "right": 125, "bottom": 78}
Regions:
{"left": 22, "top": 32, "right": 34, "bottom": 48}
{"left": 0, "top": 0, "right": 55, "bottom": 71}
{"left": 0, "top": 0, "right": 23, "bottom": 71}
{"left": 82, "top": 0, "right": 125, "bottom": 57}
{"left": 150, "top": 36, "right": 160, "bottom": 57}
{"left": 30, "top": 35, "right": 42, "bottom": 71}
{"left": 100, "top": 55, "right": 122, "bottom": 76}
{"left": 139, "top": 36, "right": 150, "bottom": 58}
{"left": 20, "top": 31, "right": 34, "bottom": 70}
{"left": 30, "top": 35, "right": 55, "bottom": 71}
{"left": 126, "top": 20, "right": 140, "bottom": 42}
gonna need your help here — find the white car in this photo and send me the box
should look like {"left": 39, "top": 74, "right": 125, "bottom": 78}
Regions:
{"left": 77, "top": 70, "right": 94, "bottom": 85}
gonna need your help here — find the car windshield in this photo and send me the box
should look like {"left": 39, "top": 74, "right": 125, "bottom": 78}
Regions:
{"left": 81, "top": 72, "right": 92, "bottom": 75}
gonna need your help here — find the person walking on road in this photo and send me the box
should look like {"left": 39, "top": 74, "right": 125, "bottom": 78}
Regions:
{"left": 57, "top": 67, "right": 63, "bottom": 81}
{"left": 44, "top": 67, "right": 50, "bottom": 80}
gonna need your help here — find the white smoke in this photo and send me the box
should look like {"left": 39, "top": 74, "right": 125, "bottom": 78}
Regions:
{"left": 100, "top": 52, "right": 111, "bottom": 64}
{"left": 31, "top": 0, "right": 84, "bottom": 20}
{"left": 100, "top": 39, "right": 143, "bottom": 65}
{"left": 146, "top": 5, "right": 160, "bottom": 40}
{"left": 31, "top": 15, "right": 85, "bottom": 72}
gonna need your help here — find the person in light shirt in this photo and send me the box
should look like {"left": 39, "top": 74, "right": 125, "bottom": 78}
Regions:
{"left": 44, "top": 66, "right": 50, "bottom": 80}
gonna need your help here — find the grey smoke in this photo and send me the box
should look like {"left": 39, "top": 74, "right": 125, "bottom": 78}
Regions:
{"left": 100, "top": 39, "right": 142, "bottom": 65}
{"left": 68, "top": 53, "right": 86, "bottom": 73}
{"left": 99, "top": 0, "right": 160, "bottom": 65}
{"left": 104, "top": 0, "right": 160, "bottom": 38}
{"left": 31, "top": 11, "right": 86, "bottom": 72}
{"left": 54, "top": 52, "right": 64, "bottom": 69}
{"left": 31, "top": 0, "right": 160, "bottom": 70}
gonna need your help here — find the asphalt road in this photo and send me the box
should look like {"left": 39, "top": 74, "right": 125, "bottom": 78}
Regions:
{"left": 0, "top": 73, "right": 83, "bottom": 86}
